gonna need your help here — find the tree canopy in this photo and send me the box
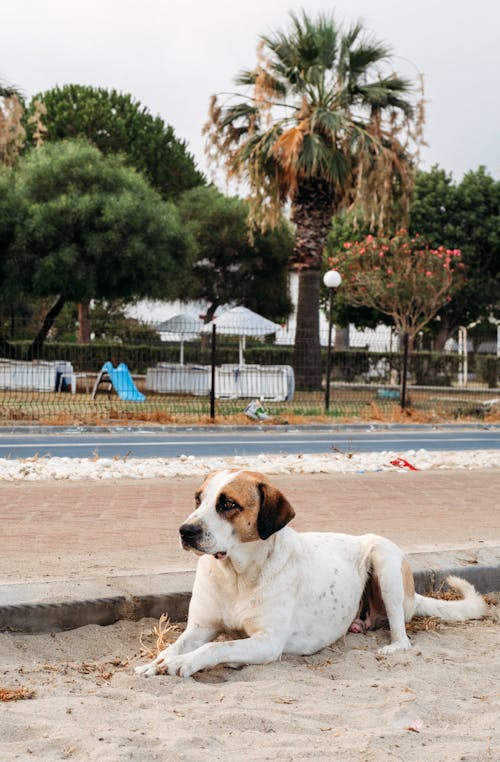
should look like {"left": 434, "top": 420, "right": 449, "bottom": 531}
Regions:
{"left": 205, "top": 10, "right": 421, "bottom": 387}
{"left": 410, "top": 166, "right": 500, "bottom": 345}
{"left": 13, "top": 139, "right": 194, "bottom": 356}
{"left": 25, "top": 84, "right": 205, "bottom": 198}
{"left": 329, "top": 230, "right": 465, "bottom": 348}
{"left": 177, "top": 186, "right": 293, "bottom": 323}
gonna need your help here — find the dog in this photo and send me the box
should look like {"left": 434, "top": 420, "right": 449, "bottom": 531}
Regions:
{"left": 136, "top": 469, "right": 487, "bottom": 678}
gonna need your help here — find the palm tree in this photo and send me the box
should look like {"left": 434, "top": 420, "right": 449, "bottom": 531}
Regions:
{"left": 205, "top": 11, "right": 422, "bottom": 388}
{"left": 0, "top": 82, "right": 25, "bottom": 167}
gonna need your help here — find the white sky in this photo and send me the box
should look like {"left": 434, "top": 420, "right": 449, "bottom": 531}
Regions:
{"left": 2, "top": 0, "right": 499, "bottom": 183}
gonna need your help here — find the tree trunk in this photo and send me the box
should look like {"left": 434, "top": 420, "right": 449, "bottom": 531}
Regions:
{"left": 77, "top": 301, "right": 91, "bottom": 344}
{"left": 335, "top": 325, "right": 349, "bottom": 349}
{"left": 293, "top": 270, "right": 322, "bottom": 389}
{"left": 201, "top": 302, "right": 219, "bottom": 353}
{"left": 433, "top": 317, "right": 452, "bottom": 351}
{"left": 27, "top": 295, "right": 66, "bottom": 360}
{"left": 291, "top": 178, "right": 336, "bottom": 390}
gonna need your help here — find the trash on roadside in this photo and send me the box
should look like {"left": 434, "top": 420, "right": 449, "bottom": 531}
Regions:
{"left": 390, "top": 457, "right": 418, "bottom": 471}
{"left": 244, "top": 399, "right": 272, "bottom": 421}
{"left": 405, "top": 717, "right": 423, "bottom": 733}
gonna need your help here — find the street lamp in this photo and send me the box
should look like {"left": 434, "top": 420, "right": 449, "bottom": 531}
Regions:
{"left": 323, "top": 270, "right": 342, "bottom": 411}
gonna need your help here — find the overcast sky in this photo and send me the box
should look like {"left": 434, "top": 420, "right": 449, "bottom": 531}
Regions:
{"left": 2, "top": 0, "right": 499, "bottom": 185}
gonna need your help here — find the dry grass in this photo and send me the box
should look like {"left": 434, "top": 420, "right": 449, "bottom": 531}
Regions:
{"left": 0, "top": 386, "right": 498, "bottom": 427}
{"left": 139, "top": 614, "right": 184, "bottom": 659}
{"left": 0, "top": 686, "right": 36, "bottom": 702}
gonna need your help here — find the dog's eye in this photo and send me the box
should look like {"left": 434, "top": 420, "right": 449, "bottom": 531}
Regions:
{"left": 222, "top": 499, "right": 237, "bottom": 512}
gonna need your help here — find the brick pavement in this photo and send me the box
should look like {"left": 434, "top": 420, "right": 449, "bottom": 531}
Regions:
{"left": 1, "top": 470, "right": 499, "bottom": 584}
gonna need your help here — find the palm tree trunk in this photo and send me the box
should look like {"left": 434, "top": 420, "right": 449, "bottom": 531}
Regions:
{"left": 291, "top": 178, "right": 336, "bottom": 390}
{"left": 77, "top": 301, "right": 91, "bottom": 344}
{"left": 293, "top": 270, "right": 322, "bottom": 389}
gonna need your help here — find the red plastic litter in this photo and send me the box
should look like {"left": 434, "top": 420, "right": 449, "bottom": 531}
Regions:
{"left": 390, "top": 457, "right": 418, "bottom": 471}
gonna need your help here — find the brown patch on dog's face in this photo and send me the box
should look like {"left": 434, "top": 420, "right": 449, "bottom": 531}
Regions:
{"left": 215, "top": 471, "right": 263, "bottom": 542}
{"left": 214, "top": 471, "right": 295, "bottom": 543}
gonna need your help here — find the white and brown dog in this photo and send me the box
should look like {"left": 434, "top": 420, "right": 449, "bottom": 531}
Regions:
{"left": 136, "top": 469, "right": 487, "bottom": 678}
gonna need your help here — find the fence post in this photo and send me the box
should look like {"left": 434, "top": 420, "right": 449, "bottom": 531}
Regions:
{"left": 401, "top": 332, "right": 409, "bottom": 410}
{"left": 210, "top": 324, "right": 216, "bottom": 419}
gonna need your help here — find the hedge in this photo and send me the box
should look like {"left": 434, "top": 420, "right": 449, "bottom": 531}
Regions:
{"left": 2, "top": 339, "right": 498, "bottom": 387}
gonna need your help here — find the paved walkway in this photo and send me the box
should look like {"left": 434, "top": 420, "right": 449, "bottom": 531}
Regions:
{"left": 2, "top": 470, "right": 499, "bottom": 584}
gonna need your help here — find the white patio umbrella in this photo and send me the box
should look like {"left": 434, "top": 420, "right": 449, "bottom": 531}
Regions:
{"left": 157, "top": 313, "right": 203, "bottom": 364}
{"left": 202, "top": 306, "right": 281, "bottom": 364}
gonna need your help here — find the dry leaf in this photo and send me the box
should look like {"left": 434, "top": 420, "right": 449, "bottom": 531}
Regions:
{"left": 0, "top": 687, "right": 35, "bottom": 702}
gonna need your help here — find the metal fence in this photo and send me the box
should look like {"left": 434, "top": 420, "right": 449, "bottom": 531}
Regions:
{"left": 0, "top": 323, "right": 498, "bottom": 424}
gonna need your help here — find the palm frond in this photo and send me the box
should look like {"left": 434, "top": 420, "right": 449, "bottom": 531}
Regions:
{"left": 235, "top": 68, "right": 257, "bottom": 87}
{"left": 312, "top": 107, "right": 350, "bottom": 136}
{"left": 353, "top": 77, "right": 413, "bottom": 118}
{"left": 204, "top": 9, "right": 424, "bottom": 233}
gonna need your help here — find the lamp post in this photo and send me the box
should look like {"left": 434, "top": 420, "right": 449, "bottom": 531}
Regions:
{"left": 323, "top": 270, "right": 342, "bottom": 412}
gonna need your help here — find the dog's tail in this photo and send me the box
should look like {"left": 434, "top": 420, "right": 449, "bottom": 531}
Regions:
{"left": 413, "top": 575, "right": 488, "bottom": 621}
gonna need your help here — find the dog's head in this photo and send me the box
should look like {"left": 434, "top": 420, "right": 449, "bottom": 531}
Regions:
{"left": 179, "top": 469, "right": 295, "bottom": 560}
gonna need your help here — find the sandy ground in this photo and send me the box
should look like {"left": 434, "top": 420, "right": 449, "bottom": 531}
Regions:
{"left": 1, "top": 602, "right": 499, "bottom": 762}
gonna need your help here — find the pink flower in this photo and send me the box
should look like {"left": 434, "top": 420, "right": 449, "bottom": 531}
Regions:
{"left": 379, "top": 252, "right": 384, "bottom": 257}
{"left": 425, "top": 270, "right": 432, "bottom": 277}
{"left": 344, "top": 242, "right": 352, "bottom": 249}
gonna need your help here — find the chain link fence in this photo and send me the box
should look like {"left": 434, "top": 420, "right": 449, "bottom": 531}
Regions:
{"left": 0, "top": 320, "right": 498, "bottom": 424}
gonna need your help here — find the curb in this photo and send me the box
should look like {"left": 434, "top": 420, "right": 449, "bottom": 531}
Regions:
{"left": 1, "top": 554, "right": 499, "bottom": 635}
{"left": 0, "top": 593, "right": 191, "bottom": 635}
{"left": 0, "top": 423, "right": 499, "bottom": 435}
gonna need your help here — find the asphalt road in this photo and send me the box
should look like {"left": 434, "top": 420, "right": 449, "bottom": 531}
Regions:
{"left": 0, "top": 427, "right": 498, "bottom": 459}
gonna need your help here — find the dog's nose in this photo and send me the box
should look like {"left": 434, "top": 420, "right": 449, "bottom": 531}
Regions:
{"left": 179, "top": 523, "right": 201, "bottom": 543}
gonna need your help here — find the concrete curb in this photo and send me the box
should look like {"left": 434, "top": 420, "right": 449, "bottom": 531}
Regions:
{"left": 1, "top": 549, "right": 499, "bottom": 634}
{"left": 0, "top": 423, "right": 499, "bottom": 435}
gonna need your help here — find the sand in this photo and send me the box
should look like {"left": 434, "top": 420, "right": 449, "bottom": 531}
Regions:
{"left": 1, "top": 603, "right": 499, "bottom": 761}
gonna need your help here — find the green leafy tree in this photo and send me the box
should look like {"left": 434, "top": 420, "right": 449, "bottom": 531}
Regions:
{"left": 205, "top": 11, "right": 421, "bottom": 388}
{"left": 25, "top": 84, "right": 204, "bottom": 341}
{"left": 177, "top": 186, "right": 293, "bottom": 324}
{"left": 15, "top": 139, "right": 194, "bottom": 358}
{"left": 25, "top": 84, "right": 204, "bottom": 199}
{"left": 410, "top": 166, "right": 500, "bottom": 347}
{"left": 329, "top": 230, "right": 465, "bottom": 349}
{"left": 0, "top": 168, "right": 25, "bottom": 354}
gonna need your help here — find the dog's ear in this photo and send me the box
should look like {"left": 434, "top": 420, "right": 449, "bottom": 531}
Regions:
{"left": 257, "top": 482, "right": 295, "bottom": 540}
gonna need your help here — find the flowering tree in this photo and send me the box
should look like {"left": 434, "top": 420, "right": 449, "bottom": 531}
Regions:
{"left": 329, "top": 230, "right": 465, "bottom": 348}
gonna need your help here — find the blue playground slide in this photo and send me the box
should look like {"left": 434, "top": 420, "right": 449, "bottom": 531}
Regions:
{"left": 102, "top": 361, "right": 145, "bottom": 402}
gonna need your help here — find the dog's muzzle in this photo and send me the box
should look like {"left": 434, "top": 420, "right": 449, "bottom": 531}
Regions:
{"left": 179, "top": 522, "right": 203, "bottom": 550}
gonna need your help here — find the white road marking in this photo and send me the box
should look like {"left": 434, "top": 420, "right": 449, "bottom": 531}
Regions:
{"left": 0, "top": 436, "right": 497, "bottom": 450}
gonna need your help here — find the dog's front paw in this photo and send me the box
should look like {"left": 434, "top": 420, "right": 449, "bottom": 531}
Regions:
{"left": 135, "top": 647, "right": 173, "bottom": 677}
{"left": 135, "top": 650, "right": 197, "bottom": 678}
{"left": 158, "top": 653, "right": 197, "bottom": 678}
{"left": 135, "top": 660, "right": 162, "bottom": 677}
